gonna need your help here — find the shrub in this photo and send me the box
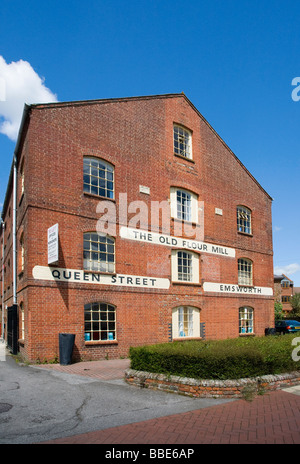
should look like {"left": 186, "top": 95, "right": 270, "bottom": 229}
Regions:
{"left": 129, "top": 335, "right": 300, "bottom": 380}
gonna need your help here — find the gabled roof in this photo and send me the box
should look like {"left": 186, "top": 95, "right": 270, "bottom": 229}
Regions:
{"left": 1, "top": 92, "right": 273, "bottom": 220}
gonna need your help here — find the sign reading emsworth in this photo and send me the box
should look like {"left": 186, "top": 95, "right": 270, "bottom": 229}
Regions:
{"left": 203, "top": 282, "right": 273, "bottom": 296}
{"left": 120, "top": 227, "right": 235, "bottom": 258}
{"left": 32, "top": 266, "right": 170, "bottom": 289}
{"left": 47, "top": 224, "right": 59, "bottom": 264}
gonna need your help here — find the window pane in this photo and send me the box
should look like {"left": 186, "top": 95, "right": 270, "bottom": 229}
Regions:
{"left": 83, "top": 158, "right": 114, "bottom": 199}
{"left": 84, "top": 303, "right": 116, "bottom": 340}
{"left": 83, "top": 233, "right": 115, "bottom": 273}
{"left": 239, "top": 307, "right": 254, "bottom": 334}
{"left": 173, "top": 125, "right": 192, "bottom": 159}
{"left": 237, "top": 206, "right": 252, "bottom": 234}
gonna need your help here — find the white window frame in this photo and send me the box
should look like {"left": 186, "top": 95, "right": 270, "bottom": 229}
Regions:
{"left": 83, "top": 232, "right": 115, "bottom": 273}
{"left": 173, "top": 125, "right": 192, "bottom": 159}
{"left": 238, "top": 258, "right": 253, "bottom": 286}
{"left": 239, "top": 307, "right": 254, "bottom": 334}
{"left": 83, "top": 157, "right": 114, "bottom": 199}
{"left": 170, "top": 187, "right": 198, "bottom": 223}
{"left": 84, "top": 302, "right": 116, "bottom": 341}
{"left": 237, "top": 206, "right": 252, "bottom": 234}
{"left": 172, "top": 306, "right": 200, "bottom": 338}
{"left": 171, "top": 249, "right": 199, "bottom": 283}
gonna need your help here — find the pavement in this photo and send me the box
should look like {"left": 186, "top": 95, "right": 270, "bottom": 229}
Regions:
{"left": 36, "top": 357, "right": 300, "bottom": 445}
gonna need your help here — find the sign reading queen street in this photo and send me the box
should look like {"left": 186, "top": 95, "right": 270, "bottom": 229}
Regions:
{"left": 32, "top": 266, "right": 170, "bottom": 289}
{"left": 119, "top": 227, "right": 235, "bottom": 257}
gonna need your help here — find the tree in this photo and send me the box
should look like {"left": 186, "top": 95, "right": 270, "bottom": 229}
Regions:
{"left": 274, "top": 301, "right": 284, "bottom": 320}
{"left": 290, "top": 293, "right": 300, "bottom": 318}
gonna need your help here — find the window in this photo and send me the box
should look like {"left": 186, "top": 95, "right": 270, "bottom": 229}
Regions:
{"left": 173, "top": 125, "right": 192, "bottom": 159}
{"left": 172, "top": 306, "right": 200, "bottom": 338}
{"left": 176, "top": 190, "right": 192, "bottom": 221}
{"left": 20, "top": 233, "right": 24, "bottom": 272}
{"left": 237, "top": 206, "right": 252, "bottom": 234}
{"left": 83, "top": 232, "right": 115, "bottom": 273}
{"left": 238, "top": 258, "right": 253, "bottom": 286}
{"left": 281, "top": 280, "right": 290, "bottom": 288}
{"left": 84, "top": 303, "right": 116, "bottom": 341}
{"left": 239, "top": 307, "right": 254, "bottom": 334}
{"left": 171, "top": 250, "right": 199, "bottom": 283}
{"left": 282, "top": 296, "right": 291, "bottom": 303}
{"left": 83, "top": 157, "right": 114, "bottom": 199}
{"left": 170, "top": 188, "right": 198, "bottom": 223}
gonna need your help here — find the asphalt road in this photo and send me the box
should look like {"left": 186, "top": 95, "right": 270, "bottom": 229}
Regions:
{"left": 0, "top": 345, "right": 232, "bottom": 444}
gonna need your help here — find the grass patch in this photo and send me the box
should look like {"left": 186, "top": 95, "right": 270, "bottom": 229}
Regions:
{"left": 129, "top": 334, "right": 300, "bottom": 380}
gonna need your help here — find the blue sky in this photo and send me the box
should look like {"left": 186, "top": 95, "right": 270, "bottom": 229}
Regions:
{"left": 0, "top": 0, "right": 299, "bottom": 285}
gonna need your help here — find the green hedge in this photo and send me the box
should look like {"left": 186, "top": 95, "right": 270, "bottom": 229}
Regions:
{"left": 129, "top": 335, "right": 300, "bottom": 380}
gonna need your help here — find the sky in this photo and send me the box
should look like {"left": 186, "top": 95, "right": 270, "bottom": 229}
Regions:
{"left": 0, "top": 0, "right": 299, "bottom": 285}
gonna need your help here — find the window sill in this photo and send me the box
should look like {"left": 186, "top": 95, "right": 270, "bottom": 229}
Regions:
{"left": 83, "top": 192, "right": 115, "bottom": 202}
{"left": 239, "top": 333, "right": 255, "bottom": 337}
{"left": 174, "top": 153, "right": 195, "bottom": 164}
{"left": 173, "top": 337, "right": 203, "bottom": 342}
{"left": 238, "top": 231, "right": 253, "bottom": 237}
{"left": 83, "top": 270, "right": 116, "bottom": 276}
{"left": 172, "top": 218, "right": 200, "bottom": 228}
{"left": 172, "top": 281, "right": 201, "bottom": 287}
{"left": 85, "top": 340, "right": 118, "bottom": 346}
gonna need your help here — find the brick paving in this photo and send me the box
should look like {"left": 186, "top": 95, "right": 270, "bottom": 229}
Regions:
{"left": 39, "top": 359, "right": 300, "bottom": 445}
{"left": 34, "top": 358, "right": 131, "bottom": 380}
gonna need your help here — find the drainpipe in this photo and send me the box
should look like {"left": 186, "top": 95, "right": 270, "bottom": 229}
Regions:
{"left": 13, "top": 154, "right": 17, "bottom": 306}
{"left": 1, "top": 220, "right": 4, "bottom": 338}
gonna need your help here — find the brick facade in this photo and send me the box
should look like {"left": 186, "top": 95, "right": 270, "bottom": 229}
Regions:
{"left": 0, "top": 94, "right": 274, "bottom": 362}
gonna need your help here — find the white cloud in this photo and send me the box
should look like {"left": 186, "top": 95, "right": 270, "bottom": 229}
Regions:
{"left": 274, "top": 263, "right": 300, "bottom": 277}
{"left": 0, "top": 56, "right": 58, "bottom": 141}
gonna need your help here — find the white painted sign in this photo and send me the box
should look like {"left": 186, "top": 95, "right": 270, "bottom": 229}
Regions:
{"left": 139, "top": 185, "right": 150, "bottom": 194}
{"left": 120, "top": 226, "right": 235, "bottom": 257}
{"left": 203, "top": 282, "right": 273, "bottom": 296}
{"left": 48, "top": 224, "right": 59, "bottom": 264}
{"left": 33, "top": 266, "right": 170, "bottom": 289}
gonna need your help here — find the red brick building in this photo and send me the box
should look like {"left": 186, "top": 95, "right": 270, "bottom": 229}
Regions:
{"left": 0, "top": 93, "right": 274, "bottom": 362}
{"left": 274, "top": 274, "right": 294, "bottom": 313}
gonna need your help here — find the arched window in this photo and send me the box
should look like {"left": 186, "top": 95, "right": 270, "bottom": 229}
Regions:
{"left": 84, "top": 303, "right": 116, "bottom": 341}
{"left": 239, "top": 307, "right": 254, "bottom": 334}
{"left": 238, "top": 258, "right": 253, "bottom": 286}
{"left": 83, "top": 232, "right": 115, "bottom": 273}
{"left": 172, "top": 306, "right": 200, "bottom": 338}
{"left": 237, "top": 206, "right": 252, "bottom": 234}
{"left": 83, "top": 157, "right": 114, "bottom": 199}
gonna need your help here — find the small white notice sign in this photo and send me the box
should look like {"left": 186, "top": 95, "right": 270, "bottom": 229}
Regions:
{"left": 48, "top": 224, "right": 59, "bottom": 264}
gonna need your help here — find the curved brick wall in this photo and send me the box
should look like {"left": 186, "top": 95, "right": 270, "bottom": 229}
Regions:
{"left": 125, "top": 369, "right": 300, "bottom": 398}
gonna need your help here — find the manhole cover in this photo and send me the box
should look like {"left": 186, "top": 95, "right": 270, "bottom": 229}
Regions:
{"left": 0, "top": 403, "right": 12, "bottom": 413}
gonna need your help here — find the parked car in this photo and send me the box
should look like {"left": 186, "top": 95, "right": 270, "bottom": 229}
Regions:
{"left": 275, "top": 320, "right": 300, "bottom": 334}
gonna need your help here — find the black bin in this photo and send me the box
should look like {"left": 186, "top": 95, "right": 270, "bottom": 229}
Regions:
{"left": 59, "top": 333, "right": 75, "bottom": 365}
